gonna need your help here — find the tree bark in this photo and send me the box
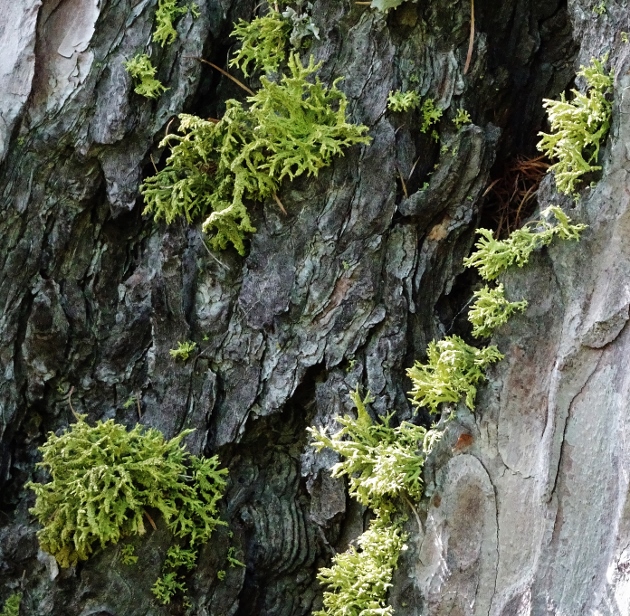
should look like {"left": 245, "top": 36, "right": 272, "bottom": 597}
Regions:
{"left": 0, "top": 0, "right": 627, "bottom": 615}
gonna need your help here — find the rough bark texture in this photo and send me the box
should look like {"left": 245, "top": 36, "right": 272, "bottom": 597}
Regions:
{"left": 0, "top": 0, "right": 628, "bottom": 614}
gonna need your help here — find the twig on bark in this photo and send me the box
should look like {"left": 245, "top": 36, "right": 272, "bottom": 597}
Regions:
{"left": 187, "top": 56, "right": 255, "bottom": 96}
{"left": 464, "top": 0, "right": 475, "bottom": 75}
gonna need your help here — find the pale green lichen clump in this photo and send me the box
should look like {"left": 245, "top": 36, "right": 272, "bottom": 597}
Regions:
{"left": 169, "top": 340, "right": 197, "bottom": 361}
{"left": 27, "top": 416, "right": 227, "bottom": 568}
{"left": 387, "top": 90, "right": 420, "bottom": 112}
{"left": 124, "top": 54, "right": 167, "bottom": 99}
{"left": 310, "top": 390, "right": 441, "bottom": 616}
{"left": 537, "top": 56, "right": 613, "bottom": 195}
{"left": 407, "top": 336, "right": 503, "bottom": 414}
{"left": 453, "top": 108, "right": 472, "bottom": 129}
{"left": 153, "top": 0, "right": 199, "bottom": 47}
{"left": 314, "top": 511, "right": 404, "bottom": 616}
{"left": 0, "top": 593, "right": 21, "bottom": 616}
{"left": 229, "top": 10, "right": 291, "bottom": 76}
{"left": 142, "top": 53, "right": 370, "bottom": 255}
{"left": 309, "top": 390, "right": 441, "bottom": 509}
{"left": 463, "top": 206, "right": 587, "bottom": 281}
{"left": 468, "top": 284, "right": 527, "bottom": 338}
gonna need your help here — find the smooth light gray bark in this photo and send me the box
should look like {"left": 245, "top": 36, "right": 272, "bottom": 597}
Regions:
{"left": 1, "top": 0, "right": 627, "bottom": 615}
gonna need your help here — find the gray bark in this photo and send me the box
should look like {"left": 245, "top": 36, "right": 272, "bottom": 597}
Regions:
{"left": 0, "top": 0, "right": 627, "bottom": 615}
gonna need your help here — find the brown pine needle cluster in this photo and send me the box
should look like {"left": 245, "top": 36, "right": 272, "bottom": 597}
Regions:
{"left": 483, "top": 155, "right": 550, "bottom": 237}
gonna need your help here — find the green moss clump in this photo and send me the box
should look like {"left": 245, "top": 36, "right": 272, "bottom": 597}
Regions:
{"left": 0, "top": 593, "right": 21, "bottom": 616}
{"left": 124, "top": 54, "right": 168, "bottom": 99}
{"left": 387, "top": 90, "right": 420, "bottom": 113}
{"left": 141, "top": 53, "right": 370, "bottom": 255}
{"left": 152, "top": 572, "right": 187, "bottom": 604}
{"left": 537, "top": 56, "right": 613, "bottom": 195}
{"left": 463, "top": 206, "right": 587, "bottom": 281}
{"left": 27, "top": 416, "right": 227, "bottom": 568}
{"left": 468, "top": 284, "right": 527, "bottom": 338}
{"left": 120, "top": 543, "right": 138, "bottom": 565}
{"left": 407, "top": 336, "right": 503, "bottom": 414}
{"left": 229, "top": 10, "right": 291, "bottom": 77}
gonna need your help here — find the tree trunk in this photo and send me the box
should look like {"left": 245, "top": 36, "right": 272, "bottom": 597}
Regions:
{"left": 0, "top": 0, "right": 627, "bottom": 614}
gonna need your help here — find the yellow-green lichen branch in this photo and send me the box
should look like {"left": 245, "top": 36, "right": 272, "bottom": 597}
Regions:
{"left": 468, "top": 284, "right": 527, "bottom": 338}
{"left": 124, "top": 54, "right": 168, "bottom": 99}
{"left": 407, "top": 336, "right": 503, "bottom": 414}
{"left": 463, "top": 206, "right": 587, "bottom": 281}
{"left": 537, "top": 56, "right": 613, "bottom": 195}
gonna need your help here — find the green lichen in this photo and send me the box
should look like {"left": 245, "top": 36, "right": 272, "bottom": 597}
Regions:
{"left": 463, "top": 206, "right": 587, "bottom": 281}
{"left": 227, "top": 545, "right": 245, "bottom": 568}
{"left": 150, "top": 544, "right": 198, "bottom": 603}
{"left": 309, "top": 389, "right": 441, "bottom": 510}
{"left": 164, "top": 544, "right": 198, "bottom": 571}
{"left": 0, "top": 594, "right": 21, "bottom": 616}
{"left": 169, "top": 340, "right": 197, "bottom": 361}
{"left": 152, "top": 572, "right": 187, "bottom": 605}
{"left": 537, "top": 56, "right": 613, "bottom": 195}
{"left": 153, "top": 0, "right": 199, "bottom": 47}
{"left": 468, "top": 284, "right": 528, "bottom": 338}
{"left": 407, "top": 336, "right": 503, "bottom": 414}
{"left": 387, "top": 90, "right": 420, "bottom": 112}
{"left": 420, "top": 98, "right": 443, "bottom": 134}
{"left": 27, "top": 416, "right": 227, "bottom": 568}
{"left": 453, "top": 108, "right": 472, "bottom": 129}
{"left": 142, "top": 53, "right": 370, "bottom": 255}
{"left": 124, "top": 54, "right": 168, "bottom": 99}
{"left": 120, "top": 544, "right": 138, "bottom": 565}
{"left": 310, "top": 390, "right": 442, "bottom": 616}
{"left": 315, "top": 511, "right": 404, "bottom": 616}
{"left": 229, "top": 10, "right": 291, "bottom": 76}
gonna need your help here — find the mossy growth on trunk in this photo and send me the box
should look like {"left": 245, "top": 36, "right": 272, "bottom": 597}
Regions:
{"left": 141, "top": 10, "right": 370, "bottom": 255}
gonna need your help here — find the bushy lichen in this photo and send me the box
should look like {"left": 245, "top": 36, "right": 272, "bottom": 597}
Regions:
{"left": 407, "top": 336, "right": 503, "bottom": 414}
{"left": 310, "top": 390, "right": 441, "bottom": 616}
{"left": 314, "top": 511, "right": 404, "bottom": 616}
{"left": 230, "top": 10, "right": 291, "bottom": 77}
{"left": 420, "top": 98, "right": 443, "bottom": 134}
{"left": 463, "top": 206, "right": 587, "bottom": 281}
{"left": 0, "top": 593, "right": 21, "bottom": 616}
{"left": 124, "top": 54, "right": 168, "bottom": 99}
{"left": 152, "top": 572, "right": 187, "bottom": 604}
{"left": 468, "top": 284, "right": 528, "bottom": 338}
{"left": 309, "top": 390, "right": 441, "bottom": 510}
{"left": 153, "top": 0, "right": 199, "bottom": 47}
{"left": 120, "top": 543, "right": 138, "bottom": 565}
{"left": 27, "top": 416, "right": 227, "bottom": 568}
{"left": 169, "top": 340, "right": 197, "bottom": 361}
{"left": 453, "top": 108, "right": 472, "bottom": 129}
{"left": 142, "top": 53, "right": 370, "bottom": 255}
{"left": 387, "top": 90, "right": 420, "bottom": 113}
{"left": 537, "top": 56, "right": 613, "bottom": 195}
